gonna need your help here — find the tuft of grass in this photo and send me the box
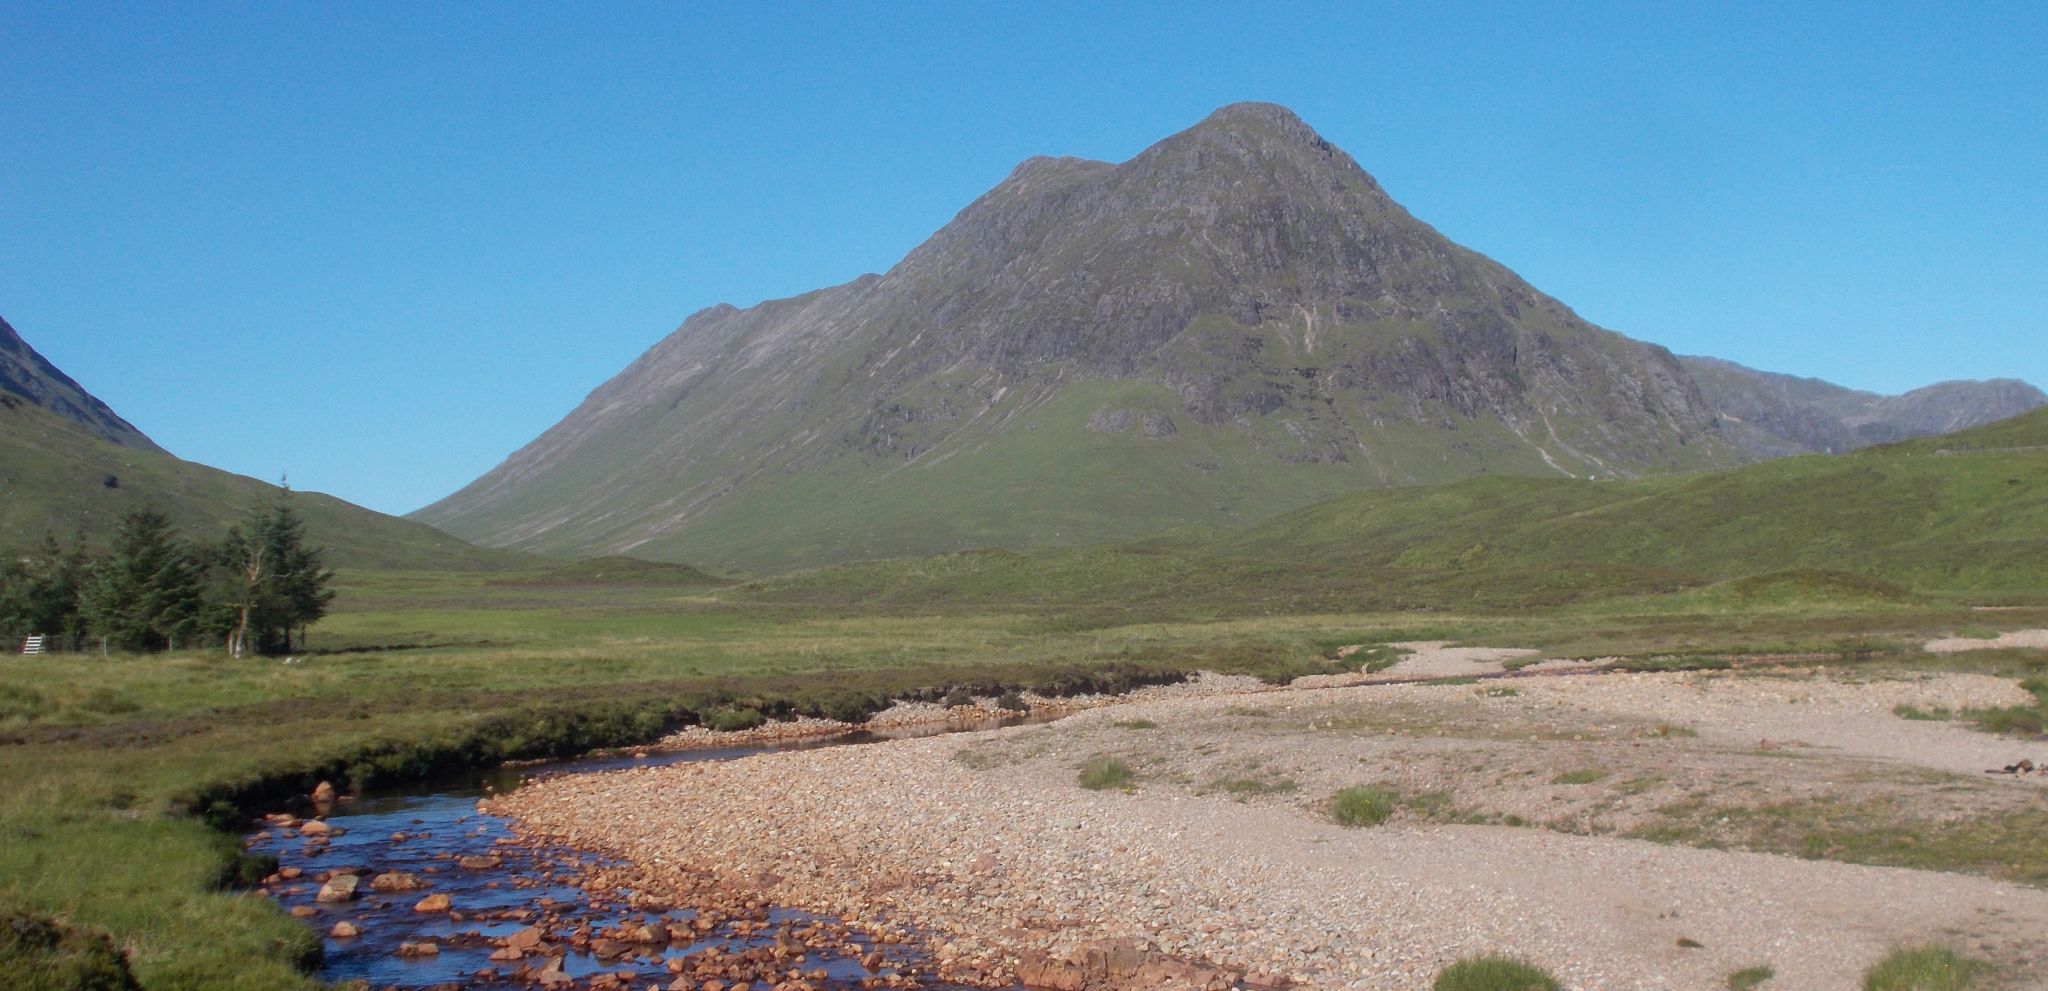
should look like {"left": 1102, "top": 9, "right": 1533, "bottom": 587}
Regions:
{"left": 1727, "top": 964, "right": 1774, "bottom": 990}
{"left": 1433, "top": 955, "right": 1562, "bottom": 991}
{"left": 1962, "top": 678, "right": 2048, "bottom": 738}
{"left": 1550, "top": 768, "right": 1609, "bottom": 785}
{"left": 1113, "top": 718, "right": 1160, "bottom": 729}
{"left": 1862, "top": 945, "right": 1985, "bottom": 991}
{"left": 1892, "top": 703, "right": 1951, "bottom": 721}
{"left": 1329, "top": 785, "right": 1399, "bottom": 827}
{"left": 1481, "top": 686, "right": 1521, "bottom": 697}
{"left": 1077, "top": 755, "right": 1134, "bottom": 791}
{"left": 1210, "top": 774, "right": 1299, "bottom": 798}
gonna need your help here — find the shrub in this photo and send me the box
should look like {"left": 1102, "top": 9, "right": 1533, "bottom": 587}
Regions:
{"left": 1113, "top": 718, "right": 1159, "bottom": 729}
{"left": 1862, "top": 945, "right": 1985, "bottom": 991}
{"left": 0, "top": 910, "right": 141, "bottom": 991}
{"left": 1329, "top": 785, "right": 1398, "bottom": 827}
{"left": 1077, "top": 755, "right": 1133, "bottom": 791}
{"left": 996, "top": 690, "right": 1026, "bottom": 711}
{"left": 1433, "top": 955, "right": 1561, "bottom": 991}
{"left": 940, "top": 688, "right": 975, "bottom": 709}
{"left": 706, "top": 707, "right": 766, "bottom": 732}
{"left": 1727, "top": 965, "right": 1774, "bottom": 990}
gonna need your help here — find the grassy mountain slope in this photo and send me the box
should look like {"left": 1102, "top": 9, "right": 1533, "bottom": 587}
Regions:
{"left": 751, "top": 408, "right": 2048, "bottom": 612}
{"left": 418, "top": 103, "right": 1739, "bottom": 571}
{"left": 0, "top": 399, "right": 528, "bottom": 571}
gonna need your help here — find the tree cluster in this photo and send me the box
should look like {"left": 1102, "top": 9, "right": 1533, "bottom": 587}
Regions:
{"left": 0, "top": 489, "right": 335, "bottom": 656}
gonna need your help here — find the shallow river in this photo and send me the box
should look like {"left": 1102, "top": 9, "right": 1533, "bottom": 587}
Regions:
{"left": 247, "top": 722, "right": 1035, "bottom": 990}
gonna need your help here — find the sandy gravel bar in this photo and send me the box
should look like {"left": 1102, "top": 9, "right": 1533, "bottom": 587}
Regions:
{"left": 491, "top": 670, "right": 2048, "bottom": 991}
{"left": 1927, "top": 629, "right": 2048, "bottom": 653}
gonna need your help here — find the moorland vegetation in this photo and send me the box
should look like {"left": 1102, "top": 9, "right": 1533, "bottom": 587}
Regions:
{"left": 0, "top": 411, "right": 2043, "bottom": 988}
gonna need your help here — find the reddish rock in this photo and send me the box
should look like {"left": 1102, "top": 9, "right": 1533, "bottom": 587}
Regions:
{"left": 413, "top": 893, "right": 452, "bottom": 913}
{"left": 288, "top": 905, "right": 318, "bottom": 919}
{"left": 328, "top": 921, "right": 362, "bottom": 939}
{"left": 396, "top": 941, "right": 440, "bottom": 958}
{"left": 369, "top": 871, "right": 427, "bottom": 892}
{"left": 311, "top": 780, "right": 336, "bottom": 803}
{"left": 298, "top": 818, "right": 337, "bottom": 837}
{"left": 458, "top": 854, "right": 503, "bottom": 869}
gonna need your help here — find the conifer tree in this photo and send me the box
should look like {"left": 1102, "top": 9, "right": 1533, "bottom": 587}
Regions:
{"left": 216, "top": 485, "right": 333, "bottom": 657}
{"left": 79, "top": 508, "right": 204, "bottom": 651}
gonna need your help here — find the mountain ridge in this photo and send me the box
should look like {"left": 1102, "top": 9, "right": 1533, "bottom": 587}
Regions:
{"left": 417, "top": 103, "right": 1741, "bottom": 570}
{"left": 1681, "top": 355, "right": 2046, "bottom": 456}
{"left": 0, "top": 315, "right": 162, "bottom": 453}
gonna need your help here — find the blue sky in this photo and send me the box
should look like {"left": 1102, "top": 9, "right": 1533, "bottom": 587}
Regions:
{"left": 3, "top": 2, "right": 2044, "bottom": 515}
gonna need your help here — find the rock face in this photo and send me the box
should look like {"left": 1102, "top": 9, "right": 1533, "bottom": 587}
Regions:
{"left": 1682, "top": 355, "right": 2046, "bottom": 456}
{"left": 0, "top": 315, "right": 161, "bottom": 452}
{"left": 419, "top": 103, "right": 1743, "bottom": 569}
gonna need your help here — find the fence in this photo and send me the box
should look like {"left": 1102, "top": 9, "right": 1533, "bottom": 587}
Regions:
{"left": 16, "top": 635, "right": 93, "bottom": 655}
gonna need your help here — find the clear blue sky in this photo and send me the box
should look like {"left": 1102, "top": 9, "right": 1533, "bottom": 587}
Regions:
{"left": 4, "top": 2, "right": 2043, "bottom": 515}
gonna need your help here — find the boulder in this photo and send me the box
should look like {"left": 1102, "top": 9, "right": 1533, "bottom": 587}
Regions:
{"left": 297, "top": 819, "right": 337, "bottom": 837}
{"left": 314, "top": 874, "right": 359, "bottom": 903}
{"left": 412, "top": 893, "right": 452, "bottom": 913}
{"left": 311, "top": 780, "right": 336, "bottom": 803}
{"left": 395, "top": 941, "right": 439, "bottom": 958}
{"left": 328, "top": 921, "right": 361, "bottom": 939}
{"left": 370, "top": 872, "right": 427, "bottom": 892}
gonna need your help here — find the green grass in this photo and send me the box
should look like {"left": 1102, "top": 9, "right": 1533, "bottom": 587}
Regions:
{"left": 1433, "top": 955, "right": 1562, "bottom": 991}
{"left": 1550, "top": 768, "right": 1609, "bottom": 785}
{"left": 1328, "top": 785, "right": 1399, "bottom": 827}
{"left": 1862, "top": 945, "right": 1985, "bottom": 991}
{"left": 1112, "top": 718, "right": 1160, "bottom": 729}
{"left": 1077, "top": 756, "right": 1134, "bottom": 791}
{"left": 1628, "top": 795, "right": 2048, "bottom": 886}
{"left": 1727, "top": 965, "right": 1774, "bottom": 990}
{"left": 0, "top": 402, "right": 533, "bottom": 572}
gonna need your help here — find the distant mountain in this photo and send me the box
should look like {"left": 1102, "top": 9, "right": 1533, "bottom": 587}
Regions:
{"left": 0, "top": 316, "right": 528, "bottom": 570}
{"left": 418, "top": 103, "right": 1743, "bottom": 571}
{"left": 1681, "top": 356, "right": 2047, "bottom": 457}
{"left": 0, "top": 315, "right": 162, "bottom": 452}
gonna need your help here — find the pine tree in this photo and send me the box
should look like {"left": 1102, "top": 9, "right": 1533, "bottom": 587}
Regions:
{"left": 79, "top": 509, "right": 204, "bottom": 652}
{"left": 0, "top": 533, "right": 88, "bottom": 641}
{"left": 216, "top": 485, "right": 333, "bottom": 657}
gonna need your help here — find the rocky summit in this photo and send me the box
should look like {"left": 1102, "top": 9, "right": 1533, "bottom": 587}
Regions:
{"left": 412, "top": 105, "right": 1769, "bottom": 568}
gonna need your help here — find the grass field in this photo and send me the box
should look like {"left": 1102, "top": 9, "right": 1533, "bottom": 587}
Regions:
{"left": 4, "top": 410, "right": 2047, "bottom": 988}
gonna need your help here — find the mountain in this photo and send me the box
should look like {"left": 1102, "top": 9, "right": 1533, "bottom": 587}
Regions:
{"left": 0, "top": 315, "right": 162, "bottom": 452}
{"left": 1681, "top": 355, "right": 2046, "bottom": 457}
{"left": 418, "top": 103, "right": 1743, "bottom": 571}
{"left": 0, "top": 318, "right": 529, "bottom": 571}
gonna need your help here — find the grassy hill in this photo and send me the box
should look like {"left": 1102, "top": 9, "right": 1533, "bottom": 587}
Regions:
{"left": 0, "top": 398, "right": 529, "bottom": 571}
{"left": 749, "top": 407, "right": 2048, "bottom": 613}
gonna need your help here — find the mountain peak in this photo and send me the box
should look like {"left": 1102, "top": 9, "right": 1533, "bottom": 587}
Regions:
{"left": 0, "top": 315, "right": 162, "bottom": 453}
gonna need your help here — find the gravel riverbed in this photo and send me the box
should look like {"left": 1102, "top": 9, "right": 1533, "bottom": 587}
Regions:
{"left": 488, "top": 666, "right": 2048, "bottom": 991}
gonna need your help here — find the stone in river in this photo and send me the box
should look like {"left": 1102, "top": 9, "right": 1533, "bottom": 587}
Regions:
{"left": 370, "top": 871, "right": 427, "bottom": 892}
{"left": 413, "top": 893, "right": 452, "bottom": 913}
{"left": 315, "top": 875, "right": 360, "bottom": 903}
{"left": 329, "top": 921, "right": 362, "bottom": 939}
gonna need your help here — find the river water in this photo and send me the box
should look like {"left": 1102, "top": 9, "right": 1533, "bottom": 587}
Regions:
{"left": 246, "top": 722, "right": 1037, "bottom": 990}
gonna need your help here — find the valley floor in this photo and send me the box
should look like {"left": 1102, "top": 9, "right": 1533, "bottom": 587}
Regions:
{"left": 491, "top": 649, "right": 2048, "bottom": 991}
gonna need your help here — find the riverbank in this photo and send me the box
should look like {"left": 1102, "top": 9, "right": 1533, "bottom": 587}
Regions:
{"left": 490, "top": 665, "right": 2048, "bottom": 990}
